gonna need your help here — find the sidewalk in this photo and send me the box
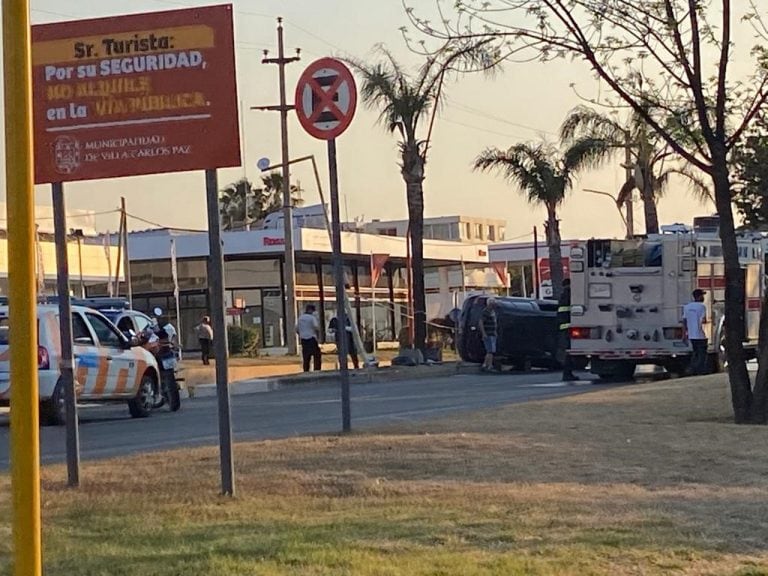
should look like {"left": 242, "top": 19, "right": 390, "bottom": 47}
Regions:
{"left": 180, "top": 355, "right": 389, "bottom": 388}
{"left": 184, "top": 361, "right": 462, "bottom": 398}
{"left": 180, "top": 357, "right": 352, "bottom": 391}
{"left": 180, "top": 350, "right": 459, "bottom": 392}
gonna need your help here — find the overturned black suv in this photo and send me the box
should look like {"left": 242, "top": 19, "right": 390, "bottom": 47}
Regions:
{"left": 457, "top": 294, "right": 585, "bottom": 371}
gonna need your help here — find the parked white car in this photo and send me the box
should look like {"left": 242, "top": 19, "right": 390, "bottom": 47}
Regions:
{"left": 0, "top": 305, "right": 161, "bottom": 425}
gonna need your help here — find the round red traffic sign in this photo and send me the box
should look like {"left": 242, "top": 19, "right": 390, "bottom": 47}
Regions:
{"left": 294, "top": 57, "right": 357, "bottom": 140}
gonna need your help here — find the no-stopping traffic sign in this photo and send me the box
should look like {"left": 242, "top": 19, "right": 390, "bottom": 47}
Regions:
{"left": 295, "top": 57, "right": 357, "bottom": 140}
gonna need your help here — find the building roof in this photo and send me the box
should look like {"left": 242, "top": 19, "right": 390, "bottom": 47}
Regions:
{"left": 128, "top": 227, "right": 491, "bottom": 265}
{"left": 489, "top": 240, "right": 579, "bottom": 263}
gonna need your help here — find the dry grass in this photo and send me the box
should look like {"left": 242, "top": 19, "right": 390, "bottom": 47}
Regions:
{"left": 2, "top": 375, "right": 768, "bottom": 575}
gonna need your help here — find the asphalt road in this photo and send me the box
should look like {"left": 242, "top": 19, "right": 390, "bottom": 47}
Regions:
{"left": 0, "top": 370, "right": 615, "bottom": 469}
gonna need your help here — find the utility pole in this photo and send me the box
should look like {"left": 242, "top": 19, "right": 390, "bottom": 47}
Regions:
{"left": 252, "top": 18, "right": 301, "bottom": 355}
{"left": 624, "top": 130, "right": 635, "bottom": 238}
{"left": 72, "top": 229, "right": 85, "bottom": 298}
{"left": 533, "top": 226, "right": 540, "bottom": 300}
{"left": 121, "top": 197, "right": 133, "bottom": 306}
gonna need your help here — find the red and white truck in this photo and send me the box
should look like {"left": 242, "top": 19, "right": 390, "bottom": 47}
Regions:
{"left": 567, "top": 217, "right": 763, "bottom": 379}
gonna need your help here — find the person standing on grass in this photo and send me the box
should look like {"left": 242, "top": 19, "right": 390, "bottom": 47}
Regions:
{"left": 296, "top": 304, "right": 322, "bottom": 372}
{"left": 195, "top": 315, "right": 214, "bottom": 365}
{"left": 683, "top": 289, "right": 708, "bottom": 375}
{"left": 478, "top": 297, "right": 498, "bottom": 372}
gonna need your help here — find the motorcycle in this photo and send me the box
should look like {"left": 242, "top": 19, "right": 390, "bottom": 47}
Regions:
{"left": 141, "top": 307, "right": 182, "bottom": 412}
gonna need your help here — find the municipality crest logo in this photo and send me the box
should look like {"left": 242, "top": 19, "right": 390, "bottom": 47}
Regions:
{"left": 53, "top": 136, "right": 82, "bottom": 175}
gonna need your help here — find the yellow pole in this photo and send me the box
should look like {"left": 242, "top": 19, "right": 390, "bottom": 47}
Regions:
{"left": 4, "top": 0, "right": 42, "bottom": 574}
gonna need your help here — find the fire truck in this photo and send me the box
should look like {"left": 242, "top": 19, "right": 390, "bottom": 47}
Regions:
{"left": 568, "top": 216, "right": 763, "bottom": 379}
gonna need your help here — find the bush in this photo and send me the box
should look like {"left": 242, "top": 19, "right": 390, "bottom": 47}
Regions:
{"left": 227, "top": 324, "right": 261, "bottom": 357}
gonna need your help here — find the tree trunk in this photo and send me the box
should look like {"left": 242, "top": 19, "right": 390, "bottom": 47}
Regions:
{"left": 546, "top": 206, "right": 564, "bottom": 300}
{"left": 642, "top": 182, "right": 660, "bottom": 235}
{"left": 402, "top": 144, "right": 427, "bottom": 353}
{"left": 407, "top": 179, "right": 427, "bottom": 352}
{"left": 712, "top": 154, "right": 753, "bottom": 423}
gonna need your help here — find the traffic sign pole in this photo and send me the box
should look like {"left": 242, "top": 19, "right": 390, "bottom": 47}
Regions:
{"left": 205, "top": 168, "right": 236, "bottom": 496}
{"left": 52, "top": 182, "right": 81, "bottom": 488}
{"left": 327, "top": 138, "right": 351, "bottom": 431}
{"left": 294, "top": 57, "right": 358, "bottom": 433}
{"left": 4, "top": 0, "right": 43, "bottom": 573}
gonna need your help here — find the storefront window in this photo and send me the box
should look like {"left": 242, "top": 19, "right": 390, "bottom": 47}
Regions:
{"left": 227, "top": 289, "right": 263, "bottom": 346}
{"left": 321, "top": 263, "right": 335, "bottom": 287}
{"left": 177, "top": 259, "right": 208, "bottom": 290}
{"left": 262, "top": 288, "right": 284, "bottom": 347}
{"left": 131, "top": 261, "right": 173, "bottom": 292}
{"left": 225, "top": 259, "right": 281, "bottom": 288}
{"left": 357, "top": 262, "right": 371, "bottom": 289}
{"left": 390, "top": 266, "right": 407, "bottom": 289}
{"left": 359, "top": 300, "right": 393, "bottom": 344}
{"left": 296, "top": 262, "right": 318, "bottom": 286}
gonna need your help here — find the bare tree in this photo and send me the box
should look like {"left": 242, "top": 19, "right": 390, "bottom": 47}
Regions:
{"left": 406, "top": 0, "right": 768, "bottom": 423}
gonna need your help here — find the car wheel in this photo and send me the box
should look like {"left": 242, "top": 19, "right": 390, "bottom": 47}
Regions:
{"left": 128, "top": 372, "right": 156, "bottom": 419}
{"left": 40, "top": 378, "right": 66, "bottom": 426}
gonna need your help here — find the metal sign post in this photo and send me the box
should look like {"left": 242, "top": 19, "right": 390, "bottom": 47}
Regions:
{"left": 294, "top": 57, "right": 357, "bottom": 432}
{"left": 205, "top": 168, "right": 235, "bottom": 496}
{"left": 5, "top": 0, "right": 42, "bottom": 572}
{"left": 327, "top": 138, "right": 351, "bottom": 431}
{"left": 52, "top": 182, "right": 80, "bottom": 487}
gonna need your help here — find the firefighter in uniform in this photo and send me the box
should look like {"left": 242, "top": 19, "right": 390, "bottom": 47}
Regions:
{"left": 558, "top": 279, "right": 577, "bottom": 382}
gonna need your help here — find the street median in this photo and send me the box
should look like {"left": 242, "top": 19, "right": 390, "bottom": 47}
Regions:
{"left": 185, "top": 361, "right": 463, "bottom": 398}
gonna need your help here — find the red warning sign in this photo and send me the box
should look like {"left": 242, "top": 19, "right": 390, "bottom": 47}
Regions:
{"left": 294, "top": 57, "right": 356, "bottom": 140}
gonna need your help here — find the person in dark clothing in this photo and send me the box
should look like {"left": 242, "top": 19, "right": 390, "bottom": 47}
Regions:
{"left": 557, "top": 279, "right": 577, "bottom": 382}
{"left": 479, "top": 297, "right": 498, "bottom": 372}
{"left": 329, "top": 314, "right": 359, "bottom": 369}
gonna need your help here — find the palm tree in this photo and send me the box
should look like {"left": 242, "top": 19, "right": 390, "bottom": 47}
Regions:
{"left": 219, "top": 179, "right": 252, "bottom": 231}
{"left": 474, "top": 141, "right": 607, "bottom": 298}
{"left": 219, "top": 173, "right": 304, "bottom": 232}
{"left": 560, "top": 106, "right": 712, "bottom": 234}
{"left": 354, "top": 44, "right": 491, "bottom": 351}
{"left": 260, "top": 172, "right": 304, "bottom": 209}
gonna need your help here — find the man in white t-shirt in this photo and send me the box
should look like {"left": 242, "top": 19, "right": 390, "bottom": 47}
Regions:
{"left": 682, "top": 289, "right": 708, "bottom": 375}
{"left": 296, "top": 304, "right": 322, "bottom": 372}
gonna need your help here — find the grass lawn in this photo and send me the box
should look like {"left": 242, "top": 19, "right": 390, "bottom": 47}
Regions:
{"left": 2, "top": 375, "right": 768, "bottom": 575}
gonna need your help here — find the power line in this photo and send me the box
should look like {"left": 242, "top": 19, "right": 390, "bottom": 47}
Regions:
{"left": 448, "top": 99, "right": 559, "bottom": 137}
{"left": 31, "top": 7, "right": 80, "bottom": 18}
{"left": 125, "top": 211, "right": 205, "bottom": 233}
{"left": 503, "top": 231, "right": 535, "bottom": 242}
{"left": 0, "top": 209, "right": 120, "bottom": 223}
{"left": 441, "top": 117, "right": 531, "bottom": 140}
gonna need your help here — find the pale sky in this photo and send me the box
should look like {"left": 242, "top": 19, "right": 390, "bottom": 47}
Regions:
{"left": 13, "top": 0, "right": 718, "bottom": 241}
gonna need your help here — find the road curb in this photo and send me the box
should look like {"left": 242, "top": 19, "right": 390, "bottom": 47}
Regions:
{"left": 187, "top": 362, "right": 464, "bottom": 398}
